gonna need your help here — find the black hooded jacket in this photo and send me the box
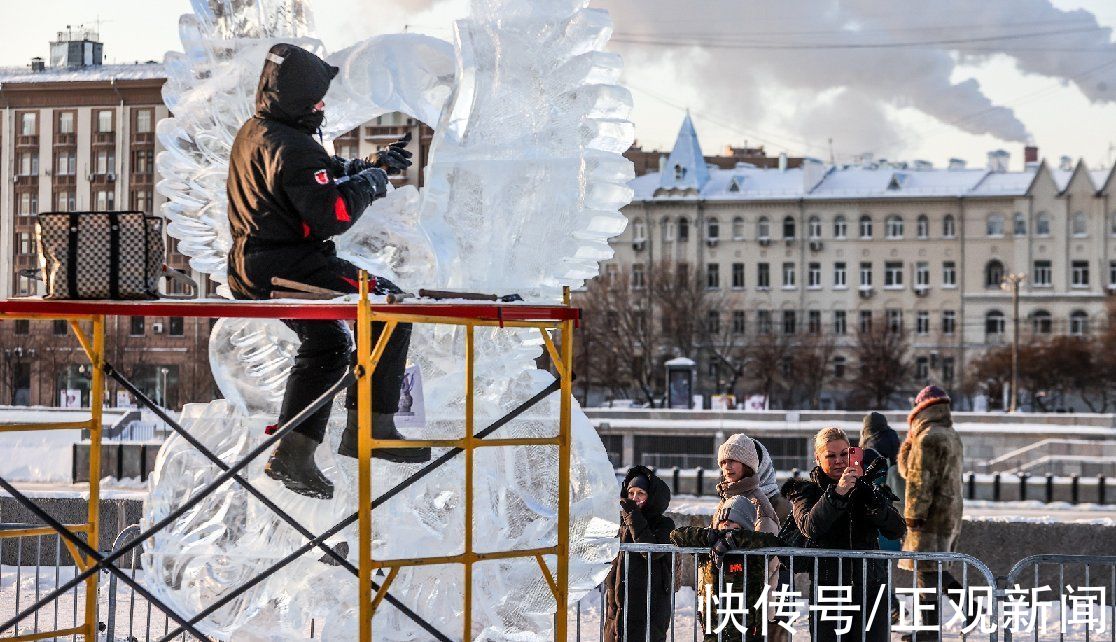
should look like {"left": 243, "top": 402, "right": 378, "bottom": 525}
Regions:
{"left": 603, "top": 466, "right": 675, "bottom": 642}
{"left": 860, "top": 412, "right": 901, "bottom": 463}
{"left": 226, "top": 43, "right": 376, "bottom": 299}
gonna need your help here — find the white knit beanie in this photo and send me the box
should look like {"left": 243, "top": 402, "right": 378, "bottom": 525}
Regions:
{"left": 717, "top": 433, "right": 759, "bottom": 473}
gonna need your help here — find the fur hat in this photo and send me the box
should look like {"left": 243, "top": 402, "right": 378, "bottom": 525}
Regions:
{"left": 718, "top": 433, "right": 760, "bottom": 474}
{"left": 715, "top": 494, "right": 757, "bottom": 529}
{"left": 909, "top": 385, "right": 951, "bottom": 423}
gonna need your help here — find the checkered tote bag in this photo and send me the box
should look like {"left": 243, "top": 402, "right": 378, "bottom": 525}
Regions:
{"left": 36, "top": 211, "right": 192, "bottom": 300}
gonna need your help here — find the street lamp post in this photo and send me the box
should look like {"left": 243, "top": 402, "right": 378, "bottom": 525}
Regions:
{"left": 1001, "top": 272, "right": 1026, "bottom": 412}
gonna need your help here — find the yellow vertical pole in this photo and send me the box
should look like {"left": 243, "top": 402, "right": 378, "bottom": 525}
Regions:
{"left": 555, "top": 289, "right": 573, "bottom": 641}
{"left": 463, "top": 324, "right": 475, "bottom": 641}
{"left": 84, "top": 315, "right": 104, "bottom": 641}
{"left": 357, "top": 273, "right": 374, "bottom": 642}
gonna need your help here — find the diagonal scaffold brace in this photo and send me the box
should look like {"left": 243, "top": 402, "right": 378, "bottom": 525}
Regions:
{"left": 159, "top": 376, "right": 565, "bottom": 641}
{"left": 102, "top": 361, "right": 451, "bottom": 640}
{"left": 0, "top": 371, "right": 353, "bottom": 640}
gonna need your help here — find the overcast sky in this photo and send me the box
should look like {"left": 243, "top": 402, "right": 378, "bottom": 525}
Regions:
{"left": 2, "top": 0, "right": 1114, "bottom": 170}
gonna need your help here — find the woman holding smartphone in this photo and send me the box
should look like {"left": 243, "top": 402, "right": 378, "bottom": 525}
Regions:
{"left": 782, "top": 427, "right": 906, "bottom": 642}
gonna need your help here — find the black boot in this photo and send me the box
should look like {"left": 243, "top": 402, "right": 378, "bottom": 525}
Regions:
{"left": 339, "top": 409, "right": 432, "bottom": 464}
{"left": 264, "top": 432, "right": 335, "bottom": 499}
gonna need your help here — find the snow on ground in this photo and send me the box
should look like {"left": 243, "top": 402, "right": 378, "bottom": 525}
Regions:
{"left": 1, "top": 480, "right": 149, "bottom": 501}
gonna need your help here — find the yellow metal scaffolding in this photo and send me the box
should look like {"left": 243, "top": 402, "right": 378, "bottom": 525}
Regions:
{"left": 0, "top": 314, "right": 105, "bottom": 642}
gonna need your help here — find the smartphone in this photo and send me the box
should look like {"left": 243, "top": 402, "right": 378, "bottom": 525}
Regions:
{"left": 848, "top": 446, "right": 863, "bottom": 469}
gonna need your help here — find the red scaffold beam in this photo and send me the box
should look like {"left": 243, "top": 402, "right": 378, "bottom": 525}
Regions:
{"left": 0, "top": 298, "right": 580, "bottom": 324}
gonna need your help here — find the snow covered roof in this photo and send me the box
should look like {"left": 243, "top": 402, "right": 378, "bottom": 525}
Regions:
{"left": 1089, "top": 169, "right": 1111, "bottom": 192}
{"left": 1051, "top": 169, "right": 1075, "bottom": 192}
{"left": 0, "top": 63, "right": 164, "bottom": 84}
{"left": 633, "top": 162, "right": 1040, "bottom": 202}
{"left": 658, "top": 113, "right": 710, "bottom": 192}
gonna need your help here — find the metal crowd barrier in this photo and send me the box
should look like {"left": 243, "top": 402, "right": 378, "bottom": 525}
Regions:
{"left": 569, "top": 544, "right": 1002, "bottom": 642}
{"left": 1002, "top": 554, "right": 1116, "bottom": 642}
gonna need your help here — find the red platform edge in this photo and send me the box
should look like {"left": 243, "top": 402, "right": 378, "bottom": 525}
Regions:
{"left": 0, "top": 298, "right": 581, "bottom": 324}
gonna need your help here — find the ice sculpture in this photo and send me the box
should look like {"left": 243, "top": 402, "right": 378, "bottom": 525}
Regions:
{"left": 147, "top": 0, "right": 634, "bottom": 639}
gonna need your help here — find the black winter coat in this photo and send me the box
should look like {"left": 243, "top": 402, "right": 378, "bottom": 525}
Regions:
{"left": 603, "top": 466, "right": 675, "bottom": 642}
{"left": 226, "top": 43, "right": 377, "bottom": 300}
{"left": 782, "top": 467, "right": 905, "bottom": 591}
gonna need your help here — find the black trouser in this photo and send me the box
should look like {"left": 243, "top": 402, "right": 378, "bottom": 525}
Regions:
{"left": 278, "top": 319, "right": 412, "bottom": 443}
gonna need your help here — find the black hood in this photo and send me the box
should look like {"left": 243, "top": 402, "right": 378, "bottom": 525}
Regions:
{"left": 860, "top": 412, "right": 900, "bottom": 462}
{"left": 255, "top": 43, "right": 338, "bottom": 133}
{"left": 621, "top": 465, "right": 671, "bottom": 519}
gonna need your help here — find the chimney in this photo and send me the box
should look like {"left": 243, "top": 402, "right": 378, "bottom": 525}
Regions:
{"left": 948, "top": 158, "right": 967, "bottom": 171}
{"left": 1059, "top": 155, "right": 1074, "bottom": 171}
{"left": 912, "top": 160, "right": 933, "bottom": 171}
{"left": 1024, "top": 145, "right": 1038, "bottom": 164}
{"left": 29, "top": 57, "right": 45, "bottom": 73}
{"left": 986, "top": 149, "right": 1010, "bottom": 173}
{"left": 778, "top": 152, "right": 788, "bottom": 172}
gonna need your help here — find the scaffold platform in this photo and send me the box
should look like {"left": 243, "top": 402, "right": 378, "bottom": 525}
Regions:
{"left": 0, "top": 274, "right": 579, "bottom": 642}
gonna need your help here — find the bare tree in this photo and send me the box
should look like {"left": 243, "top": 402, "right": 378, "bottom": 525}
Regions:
{"left": 577, "top": 270, "right": 662, "bottom": 406}
{"left": 742, "top": 329, "right": 791, "bottom": 409}
{"left": 851, "top": 323, "right": 910, "bottom": 409}
{"left": 787, "top": 334, "right": 836, "bottom": 409}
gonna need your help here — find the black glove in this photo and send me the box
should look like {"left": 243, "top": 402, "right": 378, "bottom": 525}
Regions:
{"left": 370, "top": 275, "right": 403, "bottom": 296}
{"left": 370, "top": 133, "right": 413, "bottom": 175}
{"left": 331, "top": 155, "right": 375, "bottom": 177}
{"left": 619, "top": 498, "right": 640, "bottom": 521}
{"left": 863, "top": 487, "right": 892, "bottom": 524}
{"left": 350, "top": 167, "right": 389, "bottom": 199}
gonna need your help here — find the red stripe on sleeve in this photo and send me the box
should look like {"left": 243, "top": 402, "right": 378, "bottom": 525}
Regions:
{"left": 333, "top": 195, "right": 351, "bottom": 222}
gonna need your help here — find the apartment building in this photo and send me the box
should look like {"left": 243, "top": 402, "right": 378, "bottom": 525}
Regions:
{"left": 595, "top": 115, "right": 1116, "bottom": 408}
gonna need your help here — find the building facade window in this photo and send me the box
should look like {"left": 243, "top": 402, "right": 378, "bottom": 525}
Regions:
{"left": 94, "top": 190, "right": 115, "bottom": 211}
{"left": 916, "top": 214, "right": 929, "bottom": 239}
{"left": 97, "top": 109, "right": 113, "bottom": 133}
{"left": 859, "top": 310, "right": 873, "bottom": 333}
{"left": 916, "top": 311, "right": 929, "bottom": 335}
{"left": 942, "top": 310, "right": 956, "bottom": 335}
{"left": 985, "top": 260, "right": 1004, "bottom": 288}
{"left": 943, "top": 214, "right": 956, "bottom": 238}
{"left": 1071, "top": 260, "right": 1089, "bottom": 287}
{"left": 942, "top": 261, "right": 956, "bottom": 287}
{"left": 1033, "top": 260, "right": 1052, "bottom": 286}
{"left": 885, "top": 215, "right": 904, "bottom": 239}
{"left": 758, "top": 310, "right": 773, "bottom": 334}
{"left": 17, "top": 192, "right": 38, "bottom": 217}
{"left": 808, "top": 262, "right": 821, "bottom": 288}
{"left": 55, "top": 191, "right": 76, "bottom": 211}
{"left": 732, "top": 311, "right": 746, "bottom": 334}
{"left": 677, "top": 217, "right": 689, "bottom": 242}
{"left": 833, "top": 310, "right": 847, "bottom": 335}
{"left": 915, "top": 356, "right": 930, "bottom": 380}
{"left": 833, "top": 215, "right": 847, "bottom": 239}
{"left": 757, "top": 263, "right": 770, "bottom": 288}
{"left": 53, "top": 319, "right": 68, "bottom": 336}
{"left": 915, "top": 261, "right": 929, "bottom": 287}
{"left": 757, "top": 216, "right": 770, "bottom": 240}
{"left": 662, "top": 217, "right": 674, "bottom": 241}
{"left": 833, "top": 355, "right": 846, "bottom": 379}
{"left": 986, "top": 213, "right": 1004, "bottom": 237}
{"left": 834, "top": 262, "right": 847, "bottom": 288}
{"left": 130, "top": 316, "right": 145, "bottom": 336}
{"left": 1072, "top": 211, "right": 1087, "bottom": 237}
{"left": 808, "top": 215, "right": 822, "bottom": 239}
{"left": 732, "top": 216, "right": 745, "bottom": 240}
{"left": 17, "top": 152, "right": 38, "bottom": 176}
{"left": 1031, "top": 310, "right": 1052, "bottom": 335}
{"left": 942, "top": 357, "right": 956, "bottom": 383}
{"left": 56, "top": 151, "right": 76, "bottom": 175}
{"left": 985, "top": 310, "right": 1005, "bottom": 340}
{"left": 859, "top": 262, "right": 872, "bottom": 287}
{"left": 884, "top": 261, "right": 904, "bottom": 287}
{"left": 17, "top": 231, "right": 33, "bottom": 255}
{"left": 732, "top": 263, "right": 745, "bottom": 288}
{"left": 782, "top": 262, "right": 796, "bottom": 288}
{"left": 1035, "top": 212, "right": 1051, "bottom": 236}
{"left": 58, "top": 111, "right": 75, "bottom": 134}
{"left": 1013, "top": 212, "right": 1026, "bottom": 236}
{"left": 707, "top": 310, "right": 721, "bottom": 335}
{"left": 631, "top": 263, "right": 645, "bottom": 289}
{"left": 783, "top": 216, "right": 796, "bottom": 240}
{"left": 886, "top": 309, "right": 903, "bottom": 332}
{"left": 1070, "top": 310, "right": 1089, "bottom": 336}
{"left": 95, "top": 149, "right": 115, "bottom": 175}
{"left": 136, "top": 109, "right": 153, "bottom": 134}
{"left": 707, "top": 217, "right": 720, "bottom": 240}
{"left": 706, "top": 263, "right": 720, "bottom": 289}
{"left": 1109, "top": 260, "right": 1116, "bottom": 288}
{"left": 859, "top": 215, "right": 873, "bottom": 239}
{"left": 783, "top": 310, "right": 797, "bottom": 335}
{"left": 20, "top": 112, "right": 37, "bottom": 135}
{"left": 808, "top": 310, "right": 822, "bottom": 334}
